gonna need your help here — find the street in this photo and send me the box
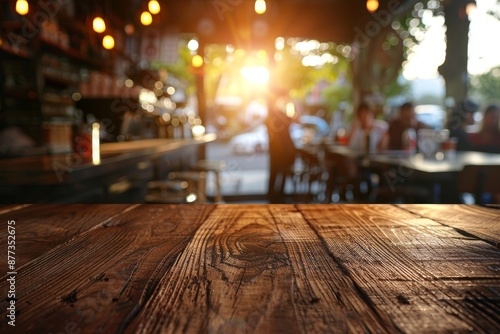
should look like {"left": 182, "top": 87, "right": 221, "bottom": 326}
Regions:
{"left": 206, "top": 141, "right": 269, "bottom": 172}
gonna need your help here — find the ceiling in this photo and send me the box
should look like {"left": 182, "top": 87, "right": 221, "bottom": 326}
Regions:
{"left": 80, "top": 0, "right": 419, "bottom": 46}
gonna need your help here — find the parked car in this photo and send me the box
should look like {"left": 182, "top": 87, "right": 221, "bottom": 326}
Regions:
{"left": 229, "top": 115, "right": 331, "bottom": 154}
{"left": 229, "top": 124, "right": 269, "bottom": 155}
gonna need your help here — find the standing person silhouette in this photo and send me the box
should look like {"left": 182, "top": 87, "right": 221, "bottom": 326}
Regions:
{"left": 266, "top": 93, "right": 297, "bottom": 203}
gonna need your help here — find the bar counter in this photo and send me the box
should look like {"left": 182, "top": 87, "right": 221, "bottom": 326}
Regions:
{"left": 0, "top": 134, "right": 216, "bottom": 203}
{"left": 0, "top": 204, "right": 498, "bottom": 333}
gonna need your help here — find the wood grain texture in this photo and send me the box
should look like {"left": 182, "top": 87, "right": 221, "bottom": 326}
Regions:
{"left": 399, "top": 204, "right": 500, "bottom": 246}
{"left": 129, "top": 205, "right": 297, "bottom": 334}
{"left": 0, "top": 204, "right": 31, "bottom": 215}
{"left": 0, "top": 204, "right": 133, "bottom": 268}
{"left": 297, "top": 204, "right": 500, "bottom": 333}
{"left": 269, "top": 206, "right": 397, "bottom": 333}
{"left": 0, "top": 205, "right": 214, "bottom": 334}
{"left": 0, "top": 204, "right": 499, "bottom": 334}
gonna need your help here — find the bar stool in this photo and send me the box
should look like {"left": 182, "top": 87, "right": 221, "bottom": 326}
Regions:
{"left": 145, "top": 180, "right": 193, "bottom": 203}
{"left": 147, "top": 179, "right": 189, "bottom": 195}
{"left": 167, "top": 171, "right": 207, "bottom": 203}
{"left": 193, "top": 160, "right": 226, "bottom": 203}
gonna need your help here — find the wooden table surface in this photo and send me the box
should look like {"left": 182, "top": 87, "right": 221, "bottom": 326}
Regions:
{"left": 1, "top": 204, "right": 499, "bottom": 333}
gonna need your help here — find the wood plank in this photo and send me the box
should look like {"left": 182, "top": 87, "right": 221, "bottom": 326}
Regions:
{"left": 269, "top": 205, "right": 398, "bottom": 333}
{"left": 0, "top": 204, "right": 214, "bottom": 334}
{"left": 399, "top": 204, "right": 500, "bottom": 246}
{"left": 0, "top": 204, "right": 31, "bottom": 215}
{"left": 127, "top": 205, "right": 299, "bottom": 333}
{"left": 130, "top": 205, "right": 394, "bottom": 333}
{"left": 297, "top": 204, "right": 500, "bottom": 333}
{"left": 0, "top": 204, "right": 133, "bottom": 268}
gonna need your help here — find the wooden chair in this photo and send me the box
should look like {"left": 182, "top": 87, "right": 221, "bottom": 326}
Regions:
{"left": 293, "top": 148, "right": 328, "bottom": 202}
{"left": 458, "top": 165, "right": 500, "bottom": 204}
{"left": 325, "top": 152, "right": 362, "bottom": 202}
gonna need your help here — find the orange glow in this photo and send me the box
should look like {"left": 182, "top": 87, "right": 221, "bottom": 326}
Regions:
{"left": 466, "top": 3, "right": 477, "bottom": 16}
{"left": 192, "top": 55, "right": 204, "bottom": 68}
{"left": 148, "top": 0, "right": 161, "bottom": 15}
{"left": 255, "top": 0, "right": 266, "bottom": 15}
{"left": 141, "top": 11, "right": 153, "bottom": 26}
{"left": 15, "top": 0, "right": 29, "bottom": 16}
{"left": 124, "top": 24, "right": 135, "bottom": 35}
{"left": 366, "top": 0, "right": 379, "bottom": 13}
{"left": 102, "top": 35, "right": 115, "bottom": 50}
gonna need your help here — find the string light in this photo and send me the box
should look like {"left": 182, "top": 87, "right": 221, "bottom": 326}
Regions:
{"left": 192, "top": 55, "right": 204, "bottom": 68}
{"left": 148, "top": 0, "right": 161, "bottom": 15}
{"left": 366, "top": 0, "right": 379, "bottom": 12}
{"left": 15, "top": 0, "right": 29, "bottom": 16}
{"left": 254, "top": 0, "right": 266, "bottom": 15}
{"left": 141, "top": 11, "right": 153, "bottom": 26}
{"left": 93, "top": 17, "right": 106, "bottom": 33}
{"left": 102, "top": 35, "right": 115, "bottom": 50}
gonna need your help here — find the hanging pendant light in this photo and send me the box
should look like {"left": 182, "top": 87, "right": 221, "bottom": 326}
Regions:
{"left": 141, "top": 11, "right": 153, "bottom": 26}
{"left": 102, "top": 35, "right": 115, "bottom": 50}
{"left": 366, "top": 0, "right": 379, "bottom": 13}
{"left": 255, "top": 0, "right": 266, "bottom": 15}
{"left": 15, "top": 0, "right": 29, "bottom": 16}
{"left": 148, "top": 0, "right": 161, "bottom": 15}
{"left": 92, "top": 17, "right": 106, "bottom": 33}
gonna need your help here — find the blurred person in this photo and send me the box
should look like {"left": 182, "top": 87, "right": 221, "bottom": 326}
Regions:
{"left": 266, "top": 95, "right": 297, "bottom": 203}
{"left": 380, "top": 102, "right": 429, "bottom": 150}
{"left": 469, "top": 104, "right": 500, "bottom": 153}
{"left": 446, "top": 99, "right": 479, "bottom": 151}
{"left": 347, "top": 103, "right": 388, "bottom": 152}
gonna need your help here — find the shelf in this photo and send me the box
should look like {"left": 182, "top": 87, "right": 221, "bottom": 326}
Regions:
{"left": 43, "top": 95, "right": 74, "bottom": 106}
{"left": 40, "top": 37, "right": 113, "bottom": 69}
{"left": 43, "top": 72, "right": 80, "bottom": 87}
{"left": 40, "top": 37, "right": 88, "bottom": 62}
{"left": 0, "top": 42, "right": 31, "bottom": 59}
{"left": 4, "top": 86, "right": 38, "bottom": 99}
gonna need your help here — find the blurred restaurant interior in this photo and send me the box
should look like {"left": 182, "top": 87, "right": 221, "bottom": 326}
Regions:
{"left": 0, "top": 0, "right": 499, "bottom": 204}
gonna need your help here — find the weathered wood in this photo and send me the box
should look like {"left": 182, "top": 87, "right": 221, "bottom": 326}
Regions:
{"left": 1, "top": 204, "right": 499, "bottom": 334}
{"left": 128, "top": 205, "right": 299, "bottom": 334}
{"left": 0, "top": 204, "right": 133, "bottom": 268}
{"left": 0, "top": 205, "right": 214, "bottom": 334}
{"left": 297, "top": 204, "right": 500, "bottom": 333}
{"left": 400, "top": 204, "right": 500, "bottom": 246}
{"left": 0, "top": 204, "right": 31, "bottom": 215}
{"left": 270, "top": 205, "right": 397, "bottom": 333}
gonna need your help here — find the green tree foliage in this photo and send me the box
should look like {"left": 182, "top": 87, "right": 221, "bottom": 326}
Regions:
{"left": 470, "top": 66, "right": 500, "bottom": 104}
{"left": 151, "top": 41, "right": 196, "bottom": 94}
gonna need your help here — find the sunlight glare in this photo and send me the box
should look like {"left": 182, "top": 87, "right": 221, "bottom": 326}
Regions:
{"left": 241, "top": 66, "right": 269, "bottom": 84}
